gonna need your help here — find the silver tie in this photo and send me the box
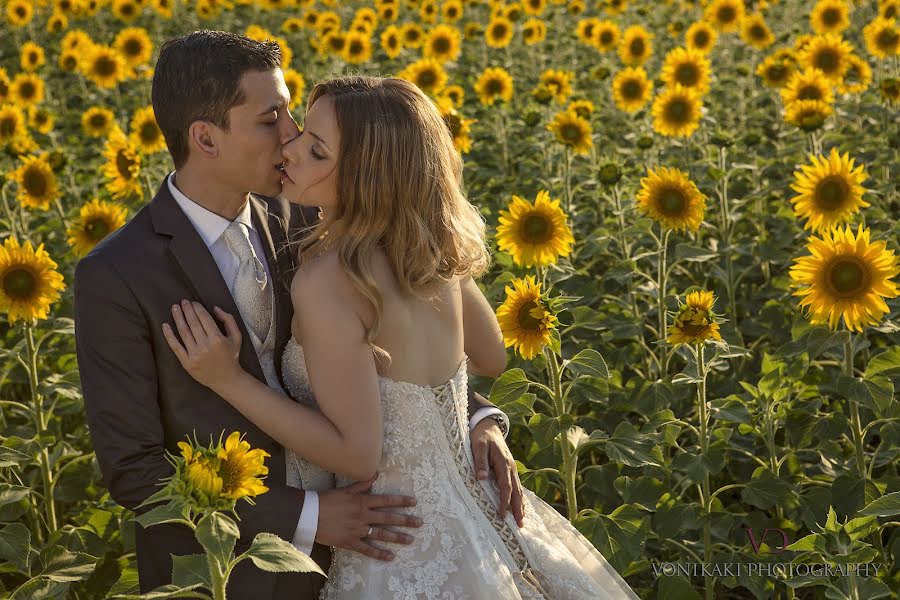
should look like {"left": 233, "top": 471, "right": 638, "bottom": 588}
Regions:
{"left": 221, "top": 221, "right": 272, "bottom": 342}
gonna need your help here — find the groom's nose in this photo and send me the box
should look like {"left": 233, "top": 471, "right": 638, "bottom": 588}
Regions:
{"left": 279, "top": 112, "right": 300, "bottom": 144}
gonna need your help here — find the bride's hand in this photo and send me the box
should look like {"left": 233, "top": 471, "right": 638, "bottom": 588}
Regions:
{"left": 162, "top": 300, "right": 244, "bottom": 393}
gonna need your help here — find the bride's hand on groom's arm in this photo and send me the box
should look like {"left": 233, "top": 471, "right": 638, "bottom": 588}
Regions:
{"left": 162, "top": 299, "right": 245, "bottom": 392}
{"left": 315, "top": 477, "right": 422, "bottom": 562}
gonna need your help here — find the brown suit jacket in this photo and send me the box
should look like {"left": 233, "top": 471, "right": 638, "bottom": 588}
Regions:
{"left": 73, "top": 179, "right": 498, "bottom": 599}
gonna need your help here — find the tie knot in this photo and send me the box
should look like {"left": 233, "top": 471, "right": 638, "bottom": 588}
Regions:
{"left": 222, "top": 221, "right": 254, "bottom": 261}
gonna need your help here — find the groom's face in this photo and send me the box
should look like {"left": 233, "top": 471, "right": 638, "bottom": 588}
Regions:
{"left": 213, "top": 68, "right": 299, "bottom": 197}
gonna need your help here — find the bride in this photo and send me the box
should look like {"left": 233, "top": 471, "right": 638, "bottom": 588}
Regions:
{"left": 161, "top": 75, "right": 640, "bottom": 600}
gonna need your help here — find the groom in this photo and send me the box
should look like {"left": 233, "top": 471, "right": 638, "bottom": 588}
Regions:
{"left": 74, "top": 30, "right": 523, "bottom": 599}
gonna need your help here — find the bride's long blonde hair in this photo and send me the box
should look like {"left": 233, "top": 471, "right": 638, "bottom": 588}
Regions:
{"left": 288, "top": 75, "right": 490, "bottom": 365}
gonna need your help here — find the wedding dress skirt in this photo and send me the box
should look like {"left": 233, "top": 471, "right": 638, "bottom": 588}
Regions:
{"left": 282, "top": 338, "right": 641, "bottom": 600}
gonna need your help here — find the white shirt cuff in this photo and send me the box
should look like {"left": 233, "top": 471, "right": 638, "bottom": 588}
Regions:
{"left": 469, "top": 407, "right": 510, "bottom": 439}
{"left": 291, "top": 490, "right": 319, "bottom": 556}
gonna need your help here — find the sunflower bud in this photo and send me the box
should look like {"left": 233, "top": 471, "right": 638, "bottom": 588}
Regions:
{"left": 636, "top": 135, "right": 654, "bottom": 149}
{"left": 48, "top": 150, "right": 67, "bottom": 172}
{"left": 523, "top": 110, "right": 542, "bottom": 127}
{"left": 590, "top": 66, "right": 610, "bottom": 81}
{"left": 597, "top": 162, "right": 622, "bottom": 185}
{"left": 710, "top": 130, "right": 734, "bottom": 148}
{"left": 531, "top": 83, "right": 554, "bottom": 105}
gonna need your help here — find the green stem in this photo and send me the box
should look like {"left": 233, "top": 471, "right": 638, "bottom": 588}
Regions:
{"left": 563, "top": 146, "right": 572, "bottom": 213}
{"left": 26, "top": 320, "right": 58, "bottom": 537}
{"left": 657, "top": 227, "right": 670, "bottom": 378}
{"left": 697, "top": 344, "right": 714, "bottom": 600}
{"left": 545, "top": 348, "right": 577, "bottom": 522}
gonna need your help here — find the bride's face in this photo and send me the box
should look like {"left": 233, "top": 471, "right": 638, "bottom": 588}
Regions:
{"left": 280, "top": 95, "right": 339, "bottom": 210}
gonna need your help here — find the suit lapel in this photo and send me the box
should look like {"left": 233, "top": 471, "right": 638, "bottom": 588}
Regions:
{"left": 150, "top": 183, "right": 266, "bottom": 383}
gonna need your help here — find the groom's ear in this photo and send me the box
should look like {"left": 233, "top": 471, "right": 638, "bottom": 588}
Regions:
{"left": 188, "top": 121, "right": 219, "bottom": 159}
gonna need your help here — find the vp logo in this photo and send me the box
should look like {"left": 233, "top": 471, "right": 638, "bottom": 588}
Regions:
{"left": 745, "top": 527, "right": 791, "bottom": 554}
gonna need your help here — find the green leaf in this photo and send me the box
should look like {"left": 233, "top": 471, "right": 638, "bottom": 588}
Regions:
{"left": 859, "top": 492, "right": 900, "bottom": 517}
{"left": 708, "top": 397, "right": 751, "bottom": 424}
{"left": 0, "top": 523, "right": 31, "bottom": 570}
{"left": 171, "top": 554, "right": 210, "bottom": 588}
{"left": 741, "top": 468, "right": 794, "bottom": 510}
{"left": 657, "top": 574, "right": 703, "bottom": 600}
{"left": 244, "top": 533, "right": 326, "bottom": 576}
{"left": 109, "top": 584, "right": 208, "bottom": 600}
{"left": 844, "top": 515, "right": 879, "bottom": 542}
{"left": 806, "top": 327, "right": 846, "bottom": 359}
{"left": 565, "top": 349, "right": 610, "bottom": 379}
{"left": 0, "top": 484, "right": 32, "bottom": 521}
{"left": 37, "top": 546, "right": 95, "bottom": 583}
{"left": 0, "top": 446, "right": 31, "bottom": 468}
{"left": 865, "top": 346, "right": 900, "bottom": 378}
{"left": 133, "top": 502, "right": 193, "bottom": 531}
{"left": 786, "top": 533, "right": 827, "bottom": 554}
{"left": 10, "top": 578, "right": 70, "bottom": 600}
{"left": 489, "top": 369, "right": 531, "bottom": 406}
{"left": 837, "top": 375, "right": 893, "bottom": 413}
{"left": 674, "top": 243, "right": 718, "bottom": 262}
{"left": 196, "top": 512, "right": 239, "bottom": 564}
{"left": 603, "top": 422, "right": 662, "bottom": 468}
{"left": 527, "top": 414, "right": 561, "bottom": 448}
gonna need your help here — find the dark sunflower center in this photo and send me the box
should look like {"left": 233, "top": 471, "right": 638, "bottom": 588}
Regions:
{"left": 877, "top": 29, "right": 899, "bottom": 49}
{"left": 767, "top": 64, "right": 787, "bottom": 81}
{"left": 349, "top": 40, "right": 363, "bottom": 55}
{"left": 124, "top": 39, "right": 143, "bottom": 57}
{"left": 675, "top": 63, "right": 699, "bottom": 86}
{"left": 418, "top": 70, "right": 437, "bottom": 86}
{"left": 27, "top": 52, "right": 39, "bottom": 65}
{"left": 814, "top": 49, "right": 839, "bottom": 73}
{"left": 658, "top": 187, "right": 686, "bottom": 215}
{"left": 94, "top": 56, "right": 117, "bottom": 77}
{"left": 827, "top": 257, "right": 869, "bottom": 296}
{"left": 622, "top": 79, "right": 642, "bottom": 99}
{"left": 694, "top": 31, "right": 710, "bottom": 47}
{"left": 219, "top": 457, "right": 237, "bottom": 493}
{"left": 120, "top": 3, "right": 135, "bottom": 16}
{"left": 15, "top": 7, "right": 26, "bottom": 17}
{"left": 140, "top": 121, "right": 159, "bottom": 143}
{"left": 521, "top": 214, "right": 552, "bottom": 244}
{"left": 2, "top": 268, "right": 35, "bottom": 300}
{"left": 516, "top": 300, "right": 543, "bottom": 331}
{"left": 815, "top": 176, "right": 849, "bottom": 210}
{"left": 717, "top": 7, "right": 736, "bottom": 24}
{"left": 492, "top": 24, "right": 508, "bottom": 39}
{"left": 116, "top": 150, "right": 136, "bottom": 178}
{"left": 599, "top": 30, "right": 613, "bottom": 45}
{"left": 677, "top": 308, "right": 709, "bottom": 335}
{"left": 433, "top": 37, "right": 451, "bottom": 53}
{"left": 445, "top": 113, "right": 462, "bottom": 137}
{"left": 387, "top": 36, "right": 399, "bottom": 49}
{"left": 20, "top": 82, "right": 36, "bottom": 99}
{"left": 329, "top": 37, "right": 344, "bottom": 51}
{"left": 798, "top": 84, "right": 824, "bottom": 100}
{"left": 629, "top": 38, "right": 645, "bottom": 56}
{"left": 85, "top": 217, "right": 111, "bottom": 240}
{"left": 750, "top": 24, "right": 766, "bottom": 39}
{"left": 560, "top": 123, "right": 582, "bottom": 142}
{"left": 583, "top": 24, "right": 595, "bottom": 38}
{"left": 62, "top": 55, "right": 77, "bottom": 70}
{"left": 664, "top": 98, "right": 690, "bottom": 122}
{"left": 822, "top": 9, "right": 840, "bottom": 26}
{"left": 89, "top": 114, "right": 107, "bottom": 129}
{"left": 486, "top": 78, "right": 502, "bottom": 94}
{"left": 885, "top": 7, "right": 897, "bottom": 19}
{"left": 23, "top": 167, "right": 48, "bottom": 197}
{"left": 0, "top": 117, "right": 16, "bottom": 137}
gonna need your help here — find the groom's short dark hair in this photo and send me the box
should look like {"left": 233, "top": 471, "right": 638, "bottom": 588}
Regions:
{"left": 152, "top": 30, "right": 282, "bottom": 169}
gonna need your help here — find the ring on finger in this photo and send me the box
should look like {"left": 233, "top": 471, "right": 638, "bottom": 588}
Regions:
{"left": 366, "top": 526, "right": 374, "bottom": 537}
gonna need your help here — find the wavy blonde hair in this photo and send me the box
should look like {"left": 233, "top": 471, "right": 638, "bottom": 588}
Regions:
{"left": 289, "top": 75, "right": 490, "bottom": 365}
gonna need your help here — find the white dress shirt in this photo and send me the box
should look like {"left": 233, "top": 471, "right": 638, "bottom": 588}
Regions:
{"left": 167, "top": 172, "right": 509, "bottom": 557}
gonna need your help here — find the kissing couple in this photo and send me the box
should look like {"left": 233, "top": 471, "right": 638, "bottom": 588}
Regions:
{"left": 73, "top": 30, "right": 640, "bottom": 600}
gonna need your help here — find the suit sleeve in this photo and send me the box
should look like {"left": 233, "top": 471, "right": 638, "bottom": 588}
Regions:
{"left": 74, "top": 255, "right": 305, "bottom": 544}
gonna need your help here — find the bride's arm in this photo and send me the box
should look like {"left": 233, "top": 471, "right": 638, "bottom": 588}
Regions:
{"left": 161, "top": 263, "right": 382, "bottom": 482}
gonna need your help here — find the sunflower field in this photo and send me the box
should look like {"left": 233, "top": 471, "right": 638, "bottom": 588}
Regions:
{"left": 1, "top": 0, "right": 899, "bottom": 598}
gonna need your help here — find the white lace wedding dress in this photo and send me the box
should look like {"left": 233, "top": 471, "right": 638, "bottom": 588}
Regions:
{"left": 282, "top": 338, "right": 641, "bottom": 600}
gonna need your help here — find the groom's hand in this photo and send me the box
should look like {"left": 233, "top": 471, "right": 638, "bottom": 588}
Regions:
{"left": 472, "top": 419, "right": 525, "bottom": 528}
{"left": 315, "top": 477, "right": 422, "bottom": 561}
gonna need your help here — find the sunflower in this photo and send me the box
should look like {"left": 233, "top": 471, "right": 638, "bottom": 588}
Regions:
{"left": 342, "top": 31, "right": 372, "bottom": 64}
{"left": 437, "top": 98, "right": 474, "bottom": 154}
{"left": 283, "top": 69, "right": 305, "bottom": 109}
{"left": 496, "top": 191, "right": 575, "bottom": 268}
{"left": 81, "top": 46, "right": 126, "bottom": 89}
{"left": 485, "top": 16, "right": 515, "bottom": 48}
{"left": 67, "top": 198, "right": 128, "bottom": 257}
{"left": 618, "top": 25, "right": 654, "bottom": 66}
{"left": 667, "top": 290, "right": 723, "bottom": 346}
{"left": 863, "top": 16, "right": 900, "bottom": 59}
{"left": 612, "top": 66, "right": 653, "bottom": 112}
{"left": 0, "top": 69, "right": 9, "bottom": 102}
{"left": 522, "top": 18, "right": 546, "bottom": 45}
{"left": 790, "top": 147, "right": 869, "bottom": 234}
{"left": 5, "top": 0, "right": 33, "bottom": 27}
{"left": 740, "top": 13, "right": 774, "bottom": 49}
{"left": 756, "top": 52, "right": 796, "bottom": 88}
{"left": 58, "top": 49, "right": 80, "bottom": 72}
{"left": 704, "top": 0, "right": 745, "bottom": 33}
{"left": 539, "top": 69, "right": 575, "bottom": 104}
{"left": 113, "top": 27, "right": 154, "bottom": 71}
{"left": 567, "top": 99, "right": 594, "bottom": 119}
{"left": 419, "top": 0, "right": 438, "bottom": 24}
{"left": 0, "top": 237, "right": 66, "bottom": 324}
{"left": 111, "top": 0, "right": 141, "bottom": 22}
{"left": 790, "top": 224, "right": 900, "bottom": 332}
{"left": 661, "top": 47, "right": 711, "bottom": 95}
{"left": 652, "top": 84, "right": 703, "bottom": 138}
{"left": 129, "top": 106, "right": 165, "bottom": 154}
{"left": 152, "top": 0, "right": 174, "bottom": 18}
{"left": 496, "top": 275, "right": 558, "bottom": 361}
{"left": 381, "top": 25, "right": 403, "bottom": 59}
{"left": 215, "top": 431, "right": 270, "bottom": 500}
{"left": 523, "top": 0, "right": 546, "bottom": 16}
{"left": 102, "top": 129, "right": 143, "bottom": 200}
{"left": 319, "top": 31, "right": 347, "bottom": 58}
{"left": 810, "top": 0, "right": 851, "bottom": 35}
{"left": 10, "top": 73, "right": 45, "bottom": 108}
{"left": 353, "top": 6, "right": 377, "bottom": 30}
{"left": 28, "top": 107, "right": 54, "bottom": 134}
{"left": 398, "top": 58, "right": 448, "bottom": 95}
{"left": 474, "top": 67, "right": 514, "bottom": 105}
{"left": 604, "top": 0, "right": 627, "bottom": 15}
{"left": 378, "top": 2, "right": 399, "bottom": 22}
{"left": 568, "top": 0, "right": 585, "bottom": 15}
{"left": 838, "top": 54, "right": 872, "bottom": 95}
{"left": 82, "top": 106, "right": 116, "bottom": 138}
{"left": 424, "top": 24, "right": 460, "bottom": 63}
{"left": 0, "top": 104, "right": 27, "bottom": 146}
{"left": 781, "top": 68, "right": 835, "bottom": 105}
{"left": 9, "top": 154, "right": 60, "bottom": 210}
{"left": 401, "top": 23, "right": 425, "bottom": 48}
{"left": 592, "top": 20, "right": 619, "bottom": 51}
{"left": 784, "top": 99, "right": 834, "bottom": 130}
{"left": 685, "top": 20, "right": 717, "bottom": 54}
{"left": 798, "top": 33, "right": 854, "bottom": 83}
{"left": 881, "top": 0, "right": 900, "bottom": 20}
{"left": 577, "top": 17, "right": 602, "bottom": 46}
{"left": 463, "top": 22, "right": 482, "bottom": 40}
{"left": 62, "top": 29, "right": 93, "bottom": 52}
{"left": 635, "top": 166, "right": 707, "bottom": 232}
{"left": 46, "top": 10, "right": 68, "bottom": 33}
{"left": 547, "top": 110, "right": 592, "bottom": 155}
{"left": 21, "top": 42, "right": 46, "bottom": 72}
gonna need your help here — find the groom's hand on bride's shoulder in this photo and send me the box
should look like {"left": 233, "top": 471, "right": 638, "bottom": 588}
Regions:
{"left": 315, "top": 477, "right": 422, "bottom": 561}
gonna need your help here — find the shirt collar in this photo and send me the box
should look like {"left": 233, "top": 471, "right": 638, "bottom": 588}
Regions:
{"left": 167, "top": 171, "right": 256, "bottom": 249}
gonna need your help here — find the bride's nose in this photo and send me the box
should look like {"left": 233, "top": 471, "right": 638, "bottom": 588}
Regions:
{"left": 282, "top": 134, "right": 301, "bottom": 163}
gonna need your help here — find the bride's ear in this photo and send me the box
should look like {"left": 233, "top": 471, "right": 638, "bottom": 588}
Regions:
{"left": 188, "top": 121, "right": 218, "bottom": 158}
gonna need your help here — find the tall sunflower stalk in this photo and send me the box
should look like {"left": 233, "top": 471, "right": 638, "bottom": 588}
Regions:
{"left": 128, "top": 432, "right": 323, "bottom": 600}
